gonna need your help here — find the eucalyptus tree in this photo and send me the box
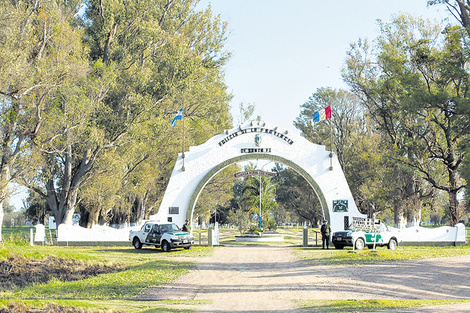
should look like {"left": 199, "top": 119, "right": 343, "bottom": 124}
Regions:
{"left": 343, "top": 15, "right": 469, "bottom": 226}
{"left": 429, "top": 0, "right": 470, "bottom": 210}
{"left": 295, "top": 87, "right": 432, "bottom": 226}
{"left": 0, "top": 0, "right": 87, "bottom": 240}
{"left": 295, "top": 87, "right": 366, "bottom": 171}
{"left": 194, "top": 164, "right": 239, "bottom": 224}
{"left": 25, "top": 0, "right": 232, "bottom": 226}
{"left": 272, "top": 164, "right": 323, "bottom": 226}
{"left": 294, "top": 88, "right": 376, "bottom": 216}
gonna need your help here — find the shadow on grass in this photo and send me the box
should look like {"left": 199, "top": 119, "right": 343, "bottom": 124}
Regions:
{"left": 7, "top": 258, "right": 195, "bottom": 301}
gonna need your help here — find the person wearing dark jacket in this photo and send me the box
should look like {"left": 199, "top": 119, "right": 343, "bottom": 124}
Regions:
{"left": 182, "top": 219, "right": 190, "bottom": 232}
{"left": 320, "top": 220, "right": 331, "bottom": 249}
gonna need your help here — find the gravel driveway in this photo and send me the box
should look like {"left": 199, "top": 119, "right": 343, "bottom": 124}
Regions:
{"left": 139, "top": 245, "right": 470, "bottom": 312}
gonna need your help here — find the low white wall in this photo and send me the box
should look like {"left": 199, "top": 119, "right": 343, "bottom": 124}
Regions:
{"left": 399, "top": 223, "right": 466, "bottom": 243}
{"left": 44, "top": 222, "right": 466, "bottom": 244}
{"left": 57, "top": 224, "right": 140, "bottom": 242}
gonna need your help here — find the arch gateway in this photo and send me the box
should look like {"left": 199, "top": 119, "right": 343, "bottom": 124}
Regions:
{"left": 149, "top": 121, "right": 365, "bottom": 232}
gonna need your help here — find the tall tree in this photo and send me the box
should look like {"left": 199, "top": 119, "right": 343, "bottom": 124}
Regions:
{"left": 429, "top": 0, "right": 470, "bottom": 211}
{"left": 0, "top": 0, "right": 86, "bottom": 241}
{"left": 295, "top": 87, "right": 433, "bottom": 226}
{"left": 343, "top": 15, "right": 469, "bottom": 226}
{"left": 295, "top": 87, "right": 365, "bottom": 172}
{"left": 194, "top": 164, "right": 239, "bottom": 223}
{"left": 23, "top": 0, "right": 232, "bottom": 226}
{"left": 272, "top": 164, "right": 323, "bottom": 226}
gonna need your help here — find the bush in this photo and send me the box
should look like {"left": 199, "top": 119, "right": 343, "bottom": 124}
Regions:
{"left": 2, "top": 228, "right": 31, "bottom": 246}
{"left": 268, "top": 219, "right": 277, "bottom": 231}
{"left": 227, "top": 210, "right": 252, "bottom": 235}
{"left": 4, "top": 233, "right": 30, "bottom": 246}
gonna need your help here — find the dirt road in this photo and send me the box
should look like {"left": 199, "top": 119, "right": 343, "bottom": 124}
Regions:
{"left": 139, "top": 245, "right": 470, "bottom": 312}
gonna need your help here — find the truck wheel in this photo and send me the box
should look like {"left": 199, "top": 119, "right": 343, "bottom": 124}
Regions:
{"left": 184, "top": 246, "right": 192, "bottom": 250}
{"left": 388, "top": 238, "right": 398, "bottom": 250}
{"left": 133, "top": 237, "right": 142, "bottom": 249}
{"left": 334, "top": 245, "right": 344, "bottom": 249}
{"left": 355, "top": 238, "right": 365, "bottom": 250}
{"left": 162, "top": 240, "right": 171, "bottom": 252}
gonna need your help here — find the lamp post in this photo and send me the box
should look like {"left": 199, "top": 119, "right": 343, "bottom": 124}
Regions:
{"left": 259, "top": 160, "right": 274, "bottom": 229}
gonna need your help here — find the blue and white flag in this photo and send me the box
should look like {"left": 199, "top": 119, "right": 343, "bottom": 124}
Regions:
{"left": 171, "top": 107, "right": 183, "bottom": 127}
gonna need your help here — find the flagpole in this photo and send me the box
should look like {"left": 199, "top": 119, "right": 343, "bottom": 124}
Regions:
{"left": 182, "top": 106, "right": 185, "bottom": 171}
{"left": 329, "top": 107, "right": 333, "bottom": 171}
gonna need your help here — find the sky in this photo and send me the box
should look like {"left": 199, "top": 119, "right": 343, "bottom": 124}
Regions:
{"left": 197, "top": 0, "right": 450, "bottom": 133}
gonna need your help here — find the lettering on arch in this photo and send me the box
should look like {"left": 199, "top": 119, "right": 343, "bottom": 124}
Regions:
{"left": 218, "top": 127, "right": 294, "bottom": 146}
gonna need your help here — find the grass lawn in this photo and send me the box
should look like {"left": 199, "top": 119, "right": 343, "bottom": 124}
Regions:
{"left": 297, "top": 299, "right": 470, "bottom": 312}
{"left": 1, "top": 239, "right": 214, "bottom": 313}
{"left": 295, "top": 244, "right": 470, "bottom": 266}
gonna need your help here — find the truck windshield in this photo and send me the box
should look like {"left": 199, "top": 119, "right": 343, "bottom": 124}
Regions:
{"left": 161, "top": 224, "right": 180, "bottom": 232}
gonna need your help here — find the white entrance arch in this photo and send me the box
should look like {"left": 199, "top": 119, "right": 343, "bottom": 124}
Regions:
{"left": 150, "top": 121, "right": 365, "bottom": 232}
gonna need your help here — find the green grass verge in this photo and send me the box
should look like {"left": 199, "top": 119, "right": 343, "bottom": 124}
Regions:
{"left": 295, "top": 245, "right": 470, "bottom": 266}
{"left": 9, "top": 259, "right": 191, "bottom": 300}
{"left": 297, "top": 299, "right": 470, "bottom": 312}
{"left": 0, "top": 244, "right": 214, "bottom": 312}
{"left": 0, "top": 299, "right": 209, "bottom": 313}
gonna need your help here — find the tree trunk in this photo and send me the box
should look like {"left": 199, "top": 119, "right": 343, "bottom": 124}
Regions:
{"left": 457, "top": 0, "right": 470, "bottom": 28}
{"left": 43, "top": 146, "right": 97, "bottom": 227}
{"left": 0, "top": 200, "right": 4, "bottom": 243}
{"left": 137, "top": 192, "right": 149, "bottom": 225}
{"left": 0, "top": 165, "right": 11, "bottom": 243}
{"left": 394, "top": 201, "right": 407, "bottom": 229}
{"left": 87, "top": 209, "right": 100, "bottom": 228}
{"left": 448, "top": 190, "right": 459, "bottom": 227}
{"left": 406, "top": 209, "right": 421, "bottom": 227}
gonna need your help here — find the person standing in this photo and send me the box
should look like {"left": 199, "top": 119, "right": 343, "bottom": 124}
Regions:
{"left": 320, "top": 220, "right": 331, "bottom": 249}
{"left": 182, "top": 219, "right": 190, "bottom": 232}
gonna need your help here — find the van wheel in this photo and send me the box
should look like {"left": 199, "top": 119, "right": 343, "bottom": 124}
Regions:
{"left": 162, "top": 241, "right": 171, "bottom": 252}
{"left": 133, "top": 238, "right": 142, "bottom": 249}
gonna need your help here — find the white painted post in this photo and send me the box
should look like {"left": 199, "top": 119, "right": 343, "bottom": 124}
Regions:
{"left": 214, "top": 222, "right": 219, "bottom": 245}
